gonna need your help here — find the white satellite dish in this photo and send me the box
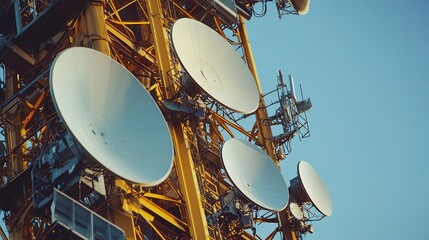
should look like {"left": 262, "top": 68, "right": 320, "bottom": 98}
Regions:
{"left": 289, "top": 161, "right": 333, "bottom": 216}
{"left": 171, "top": 18, "right": 260, "bottom": 114}
{"left": 221, "top": 138, "right": 289, "bottom": 211}
{"left": 50, "top": 47, "right": 173, "bottom": 186}
{"left": 289, "top": 202, "right": 304, "bottom": 220}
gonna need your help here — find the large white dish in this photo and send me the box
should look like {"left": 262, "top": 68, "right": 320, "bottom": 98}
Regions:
{"left": 298, "top": 161, "right": 333, "bottom": 216}
{"left": 221, "top": 138, "right": 289, "bottom": 211}
{"left": 50, "top": 47, "right": 173, "bottom": 186}
{"left": 171, "top": 18, "right": 260, "bottom": 114}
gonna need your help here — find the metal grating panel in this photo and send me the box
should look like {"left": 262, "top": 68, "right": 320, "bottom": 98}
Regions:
{"left": 51, "top": 189, "right": 125, "bottom": 240}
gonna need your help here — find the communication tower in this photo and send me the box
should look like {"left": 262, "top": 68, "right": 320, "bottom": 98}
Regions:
{"left": 0, "top": 0, "right": 331, "bottom": 239}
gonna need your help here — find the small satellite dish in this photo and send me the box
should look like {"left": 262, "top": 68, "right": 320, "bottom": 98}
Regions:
{"left": 289, "top": 202, "right": 304, "bottom": 220}
{"left": 171, "top": 18, "right": 260, "bottom": 114}
{"left": 221, "top": 138, "right": 289, "bottom": 211}
{"left": 289, "top": 0, "right": 310, "bottom": 15}
{"left": 50, "top": 47, "right": 173, "bottom": 186}
{"left": 289, "top": 161, "right": 333, "bottom": 216}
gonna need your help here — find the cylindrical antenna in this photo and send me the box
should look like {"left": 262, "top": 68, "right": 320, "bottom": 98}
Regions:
{"left": 288, "top": 75, "right": 297, "bottom": 101}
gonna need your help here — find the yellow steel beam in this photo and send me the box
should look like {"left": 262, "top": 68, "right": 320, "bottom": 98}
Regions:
{"left": 23, "top": 90, "right": 46, "bottom": 129}
{"left": 109, "top": 19, "right": 150, "bottom": 25}
{"left": 107, "top": 200, "right": 136, "bottom": 240}
{"left": 142, "top": 217, "right": 168, "bottom": 240}
{"left": 214, "top": 115, "right": 235, "bottom": 138}
{"left": 82, "top": 1, "right": 111, "bottom": 55}
{"left": 211, "top": 110, "right": 259, "bottom": 143}
{"left": 145, "top": 0, "right": 174, "bottom": 99}
{"left": 123, "top": 200, "right": 168, "bottom": 240}
{"left": 170, "top": 124, "right": 210, "bottom": 238}
{"left": 208, "top": 119, "right": 225, "bottom": 143}
{"left": 105, "top": 21, "right": 157, "bottom": 64}
{"left": 107, "top": 0, "right": 138, "bottom": 19}
{"left": 241, "top": 230, "right": 257, "bottom": 240}
{"left": 171, "top": 1, "right": 194, "bottom": 19}
{"left": 145, "top": 0, "right": 210, "bottom": 239}
{"left": 279, "top": 211, "right": 296, "bottom": 240}
{"left": 213, "top": 16, "right": 227, "bottom": 39}
{"left": 254, "top": 217, "right": 279, "bottom": 223}
{"left": 138, "top": 195, "right": 189, "bottom": 234}
{"left": 165, "top": 177, "right": 183, "bottom": 200}
{"left": 237, "top": 16, "right": 276, "bottom": 160}
{"left": 118, "top": 181, "right": 189, "bottom": 234}
{"left": 143, "top": 192, "right": 181, "bottom": 204}
{"left": 237, "top": 16, "right": 296, "bottom": 240}
{"left": 106, "top": 0, "right": 135, "bottom": 39}
{"left": 6, "top": 44, "right": 35, "bottom": 66}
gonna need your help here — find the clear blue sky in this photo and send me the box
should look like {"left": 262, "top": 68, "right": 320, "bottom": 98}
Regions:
{"left": 247, "top": 0, "right": 429, "bottom": 239}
